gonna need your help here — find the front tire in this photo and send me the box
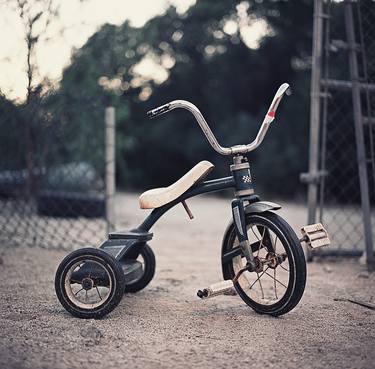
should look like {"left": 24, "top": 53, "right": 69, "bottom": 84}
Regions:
{"left": 223, "top": 211, "right": 306, "bottom": 316}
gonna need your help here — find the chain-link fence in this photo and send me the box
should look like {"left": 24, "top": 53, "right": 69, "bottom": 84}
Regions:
{"left": 0, "top": 94, "right": 112, "bottom": 251}
{"left": 307, "top": 0, "right": 375, "bottom": 263}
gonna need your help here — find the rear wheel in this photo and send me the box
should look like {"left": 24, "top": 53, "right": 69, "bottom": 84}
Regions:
{"left": 223, "top": 211, "right": 306, "bottom": 316}
{"left": 123, "top": 243, "right": 155, "bottom": 293}
{"left": 55, "top": 248, "right": 125, "bottom": 319}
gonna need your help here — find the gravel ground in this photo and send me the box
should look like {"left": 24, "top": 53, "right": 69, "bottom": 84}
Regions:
{"left": 0, "top": 193, "right": 374, "bottom": 369}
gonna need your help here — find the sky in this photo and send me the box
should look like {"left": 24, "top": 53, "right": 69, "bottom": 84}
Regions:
{"left": 0, "top": 0, "right": 195, "bottom": 100}
{"left": 0, "top": 0, "right": 267, "bottom": 101}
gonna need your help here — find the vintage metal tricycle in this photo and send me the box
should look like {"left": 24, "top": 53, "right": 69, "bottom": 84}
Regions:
{"left": 55, "top": 83, "right": 330, "bottom": 319}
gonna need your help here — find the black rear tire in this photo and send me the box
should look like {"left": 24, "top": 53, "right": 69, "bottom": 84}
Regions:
{"left": 55, "top": 248, "right": 125, "bottom": 319}
{"left": 223, "top": 211, "right": 306, "bottom": 316}
{"left": 123, "top": 244, "right": 155, "bottom": 293}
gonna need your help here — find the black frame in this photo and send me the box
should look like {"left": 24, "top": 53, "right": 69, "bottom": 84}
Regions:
{"left": 136, "top": 155, "right": 257, "bottom": 232}
{"left": 102, "top": 155, "right": 260, "bottom": 263}
{"left": 138, "top": 176, "right": 236, "bottom": 231}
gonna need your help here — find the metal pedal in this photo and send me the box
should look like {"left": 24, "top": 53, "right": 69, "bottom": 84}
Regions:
{"left": 197, "top": 280, "right": 234, "bottom": 299}
{"left": 300, "top": 223, "right": 331, "bottom": 249}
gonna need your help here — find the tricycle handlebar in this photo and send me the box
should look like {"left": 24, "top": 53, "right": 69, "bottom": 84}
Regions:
{"left": 147, "top": 83, "right": 290, "bottom": 156}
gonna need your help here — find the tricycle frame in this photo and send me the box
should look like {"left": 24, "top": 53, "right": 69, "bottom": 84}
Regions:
{"left": 138, "top": 154, "right": 256, "bottom": 232}
{"left": 100, "top": 155, "right": 263, "bottom": 263}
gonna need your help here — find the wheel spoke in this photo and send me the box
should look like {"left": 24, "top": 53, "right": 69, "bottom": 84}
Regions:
{"left": 250, "top": 225, "right": 260, "bottom": 242}
{"left": 249, "top": 267, "right": 269, "bottom": 290}
{"left": 74, "top": 287, "right": 84, "bottom": 296}
{"left": 258, "top": 227, "right": 266, "bottom": 257}
{"left": 264, "top": 271, "right": 287, "bottom": 289}
{"left": 279, "top": 264, "right": 289, "bottom": 272}
{"left": 251, "top": 226, "right": 266, "bottom": 257}
{"left": 273, "top": 268, "right": 278, "bottom": 299}
{"left": 257, "top": 272, "right": 265, "bottom": 299}
{"left": 95, "top": 286, "right": 102, "bottom": 300}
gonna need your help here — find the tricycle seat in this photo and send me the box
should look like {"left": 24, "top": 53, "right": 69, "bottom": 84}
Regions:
{"left": 139, "top": 160, "right": 214, "bottom": 209}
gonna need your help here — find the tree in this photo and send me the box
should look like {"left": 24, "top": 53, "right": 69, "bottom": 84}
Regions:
{"left": 6, "top": 0, "right": 60, "bottom": 196}
{"left": 13, "top": 0, "right": 59, "bottom": 100}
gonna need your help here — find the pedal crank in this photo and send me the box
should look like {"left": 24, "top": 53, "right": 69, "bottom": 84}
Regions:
{"left": 197, "top": 262, "right": 256, "bottom": 299}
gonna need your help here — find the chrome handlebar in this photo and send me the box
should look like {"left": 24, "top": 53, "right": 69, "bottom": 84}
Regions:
{"left": 147, "top": 83, "right": 290, "bottom": 156}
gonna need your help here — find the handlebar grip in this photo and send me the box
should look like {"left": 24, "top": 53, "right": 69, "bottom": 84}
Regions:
{"left": 147, "top": 103, "right": 171, "bottom": 119}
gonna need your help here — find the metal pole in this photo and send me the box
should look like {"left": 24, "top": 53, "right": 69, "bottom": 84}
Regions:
{"left": 105, "top": 107, "right": 116, "bottom": 234}
{"left": 344, "top": 1, "right": 374, "bottom": 270}
{"left": 306, "top": 0, "right": 324, "bottom": 260}
{"left": 321, "top": 79, "right": 375, "bottom": 92}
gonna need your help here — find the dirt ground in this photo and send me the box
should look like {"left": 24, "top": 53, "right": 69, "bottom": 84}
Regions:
{"left": 0, "top": 193, "right": 374, "bottom": 369}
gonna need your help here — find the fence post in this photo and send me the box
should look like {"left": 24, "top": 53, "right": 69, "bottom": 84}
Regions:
{"left": 344, "top": 2, "right": 374, "bottom": 270}
{"left": 305, "top": 0, "right": 324, "bottom": 260}
{"left": 105, "top": 107, "right": 116, "bottom": 234}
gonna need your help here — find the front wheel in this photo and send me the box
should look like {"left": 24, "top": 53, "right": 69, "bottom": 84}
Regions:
{"left": 55, "top": 248, "right": 125, "bottom": 319}
{"left": 223, "top": 211, "right": 306, "bottom": 316}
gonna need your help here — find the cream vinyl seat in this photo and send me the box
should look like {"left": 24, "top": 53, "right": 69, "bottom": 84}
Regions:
{"left": 139, "top": 161, "right": 214, "bottom": 209}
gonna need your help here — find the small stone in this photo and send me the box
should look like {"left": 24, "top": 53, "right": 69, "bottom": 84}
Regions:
{"left": 323, "top": 265, "right": 332, "bottom": 273}
{"left": 80, "top": 326, "right": 103, "bottom": 346}
{"left": 165, "top": 278, "right": 182, "bottom": 286}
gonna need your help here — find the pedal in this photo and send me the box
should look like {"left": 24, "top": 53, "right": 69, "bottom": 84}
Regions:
{"left": 197, "top": 280, "right": 234, "bottom": 299}
{"left": 300, "top": 223, "right": 330, "bottom": 249}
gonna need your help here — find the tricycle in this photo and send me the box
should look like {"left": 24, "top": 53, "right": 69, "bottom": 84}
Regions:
{"left": 55, "top": 83, "right": 330, "bottom": 319}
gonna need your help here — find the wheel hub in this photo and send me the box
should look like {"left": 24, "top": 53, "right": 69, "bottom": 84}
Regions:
{"left": 265, "top": 252, "right": 287, "bottom": 269}
{"left": 253, "top": 256, "right": 264, "bottom": 273}
{"left": 81, "top": 277, "right": 94, "bottom": 290}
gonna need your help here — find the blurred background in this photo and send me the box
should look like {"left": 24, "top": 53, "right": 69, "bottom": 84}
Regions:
{"left": 0, "top": 0, "right": 374, "bottom": 268}
{"left": 1, "top": 0, "right": 313, "bottom": 195}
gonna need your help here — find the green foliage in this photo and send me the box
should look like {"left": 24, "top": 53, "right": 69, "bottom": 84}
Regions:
{"left": 0, "top": 93, "right": 25, "bottom": 170}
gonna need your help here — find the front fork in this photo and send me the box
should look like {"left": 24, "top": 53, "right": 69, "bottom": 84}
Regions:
{"left": 231, "top": 198, "right": 257, "bottom": 271}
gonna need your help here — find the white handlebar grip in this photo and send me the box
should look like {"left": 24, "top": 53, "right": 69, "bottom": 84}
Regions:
{"left": 264, "top": 83, "right": 290, "bottom": 123}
